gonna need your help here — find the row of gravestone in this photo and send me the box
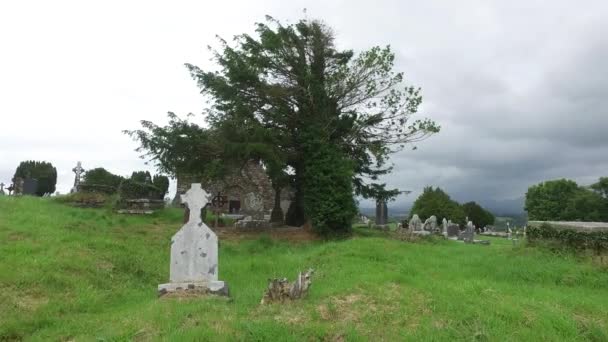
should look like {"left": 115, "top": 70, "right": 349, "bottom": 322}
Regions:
{"left": 395, "top": 214, "right": 490, "bottom": 245}
{"left": 0, "top": 178, "right": 44, "bottom": 196}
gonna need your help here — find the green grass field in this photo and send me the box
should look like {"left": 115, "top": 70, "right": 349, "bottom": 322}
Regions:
{"left": 1, "top": 196, "right": 607, "bottom": 341}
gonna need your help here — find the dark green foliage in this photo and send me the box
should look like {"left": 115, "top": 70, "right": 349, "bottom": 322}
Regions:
{"left": 13, "top": 160, "right": 57, "bottom": 196}
{"left": 527, "top": 223, "right": 608, "bottom": 253}
{"left": 462, "top": 201, "right": 495, "bottom": 228}
{"left": 124, "top": 112, "right": 225, "bottom": 178}
{"left": 77, "top": 184, "right": 118, "bottom": 195}
{"left": 130, "top": 171, "right": 152, "bottom": 183}
{"left": 525, "top": 179, "right": 579, "bottom": 220}
{"left": 152, "top": 175, "right": 170, "bottom": 199}
{"left": 82, "top": 168, "right": 124, "bottom": 192}
{"left": 410, "top": 187, "right": 466, "bottom": 225}
{"left": 525, "top": 178, "right": 608, "bottom": 221}
{"left": 302, "top": 136, "right": 357, "bottom": 236}
{"left": 118, "top": 179, "right": 161, "bottom": 200}
{"left": 591, "top": 177, "right": 608, "bottom": 198}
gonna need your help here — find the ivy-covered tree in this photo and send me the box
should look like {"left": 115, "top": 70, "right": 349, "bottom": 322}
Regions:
{"left": 13, "top": 160, "right": 57, "bottom": 196}
{"left": 184, "top": 16, "right": 439, "bottom": 229}
{"left": 410, "top": 187, "right": 465, "bottom": 226}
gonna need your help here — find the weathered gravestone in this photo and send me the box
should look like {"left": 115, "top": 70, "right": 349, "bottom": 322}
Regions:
{"left": 408, "top": 214, "right": 423, "bottom": 231}
{"left": 442, "top": 218, "right": 448, "bottom": 235}
{"left": 158, "top": 183, "right": 229, "bottom": 297}
{"left": 23, "top": 178, "right": 38, "bottom": 195}
{"left": 447, "top": 220, "right": 460, "bottom": 238}
{"left": 423, "top": 215, "right": 438, "bottom": 232}
{"left": 13, "top": 177, "right": 24, "bottom": 195}
{"left": 461, "top": 221, "right": 475, "bottom": 242}
{"left": 375, "top": 199, "right": 388, "bottom": 226}
{"left": 0, "top": 182, "right": 5, "bottom": 196}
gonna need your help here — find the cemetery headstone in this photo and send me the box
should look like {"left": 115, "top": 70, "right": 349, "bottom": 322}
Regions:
{"left": 375, "top": 199, "right": 388, "bottom": 226}
{"left": 408, "top": 214, "right": 423, "bottom": 231}
{"left": 462, "top": 221, "right": 475, "bottom": 242}
{"left": 447, "top": 223, "right": 460, "bottom": 237}
{"left": 423, "top": 215, "right": 438, "bottom": 232}
{"left": 158, "top": 183, "right": 229, "bottom": 297}
{"left": 442, "top": 218, "right": 448, "bottom": 235}
{"left": 0, "top": 182, "right": 4, "bottom": 195}
{"left": 71, "top": 161, "right": 85, "bottom": 193}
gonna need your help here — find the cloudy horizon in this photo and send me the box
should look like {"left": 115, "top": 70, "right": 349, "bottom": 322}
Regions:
{"left": 1, "top": 1, "right": 606, "bottom": 213}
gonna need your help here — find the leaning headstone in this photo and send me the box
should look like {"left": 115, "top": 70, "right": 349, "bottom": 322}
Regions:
{"left": 71, "top": 161, "right": 85, "bottom": 193}
{"left": 22, "top": 178, "right": 38, "bottom": 195}
{"left": 158, "top": 183, "right": 229, "bottom": 297}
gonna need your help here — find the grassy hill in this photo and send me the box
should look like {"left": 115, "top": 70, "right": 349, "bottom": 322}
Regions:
{"left": 1, "top": 196, "right": 607, "bottom": 341}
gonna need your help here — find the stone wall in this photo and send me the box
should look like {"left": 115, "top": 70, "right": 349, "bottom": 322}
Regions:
{"left": 174, "top": 161, "right": 292, "bottom": 217}
{"left": 528, "top": 221, "right": 608, "bottom": 233}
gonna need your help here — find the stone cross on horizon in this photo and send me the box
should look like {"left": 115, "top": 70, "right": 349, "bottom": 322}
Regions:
{"left": 71, "top": 161, "right": 85, "bottom": 193}
{"left": 180, "top": 183, "right": 210, "bottom": 224}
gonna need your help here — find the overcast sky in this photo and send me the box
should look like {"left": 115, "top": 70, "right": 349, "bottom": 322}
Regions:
{"left": 1, "top": 1, "right": 606, "bottom": 211}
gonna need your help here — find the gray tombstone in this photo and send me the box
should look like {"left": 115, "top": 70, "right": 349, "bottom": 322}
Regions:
{"left": 158, "top": 183, "right": 229, "bottom": 296}
{"left": 442, "top": 218, "right": 448, "bottom": 235}
{"left": 408, "top": 214, "right": 423, "bottom": 231}
{"left": 0, "top": 182, "right": 5, "bottom": 195}
{"left": 23, "top": 178, "right": 38, "bottom": 195}
{"left": 423, "top": 215, "right": 437, "bottom": 232}
{"left": 447, "top": 222, "right": 460, "bottom": 237}
{"left": 375, "top": 200, "right": 388, "bottom": 225}
{"left": 462, "top": 221, "right": 475, "bottom": 242}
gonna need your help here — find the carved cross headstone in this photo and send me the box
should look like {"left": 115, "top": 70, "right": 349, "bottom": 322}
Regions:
{"left": 158, "top": 183, "right": 228, "bottom": 296}
{"left": 71, "top": 161, "right": 85, "bottom": 193}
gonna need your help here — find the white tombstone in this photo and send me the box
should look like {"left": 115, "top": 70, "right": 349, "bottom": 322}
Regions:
{"left": 158, "top": 183, "right": 229, "bottom": 296}
{"left": 408, "top": 214, "right": 423, "bottom": 231}
{"left": 442, "top": 218, "right": 448, "bottom": 236}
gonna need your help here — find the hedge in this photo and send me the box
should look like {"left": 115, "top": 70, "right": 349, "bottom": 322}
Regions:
{"left": 117, "top": 179, "right": 161, "bottom": 200}
{"left": 78, "top": 184, "right": 117, "bottom": 195}
{"left": 527, "top": 223, "right": 608, "bottom": 253}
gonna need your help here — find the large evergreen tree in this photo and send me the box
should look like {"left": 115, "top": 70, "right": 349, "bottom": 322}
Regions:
{"left": 410, "top": 187, "right": 465, "bottom": 225}
{"left": 185, "top": 16, "right": 439, "bottom": 228}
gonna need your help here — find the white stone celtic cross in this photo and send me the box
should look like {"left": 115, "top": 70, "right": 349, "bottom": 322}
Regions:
{"left": 71, "top": 161, "right": 85, "bottom": 193}
{"left": 158, "top": 183, "right": 228, "bottom": 296}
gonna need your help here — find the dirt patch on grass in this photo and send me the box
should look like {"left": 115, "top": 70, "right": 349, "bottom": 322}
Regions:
{"left": 216, "top": 226, "right": 319, "bottom": 242}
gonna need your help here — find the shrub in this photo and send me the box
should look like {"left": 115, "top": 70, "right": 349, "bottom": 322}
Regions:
{"left": 527, "top": 223, "right": 608, "bottom": 253}
{"left": 13, "top": 160, "right": 57, "bottom": 196}
{"left": 118, "top": 179, "right": 161, "bottom": 200}
{"left": 82, "top": 168, "right": 124, "bottom": 191}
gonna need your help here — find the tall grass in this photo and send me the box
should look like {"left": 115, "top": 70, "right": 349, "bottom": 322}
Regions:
{"left": 1, "top": 196, "right": 607, "bottom": 341}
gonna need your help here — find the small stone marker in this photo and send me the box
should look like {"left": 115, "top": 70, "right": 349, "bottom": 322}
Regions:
{"left": 71, "top": 161, "right": 85, "bottom": 193}
{"left": 158, "top": 183, "right": 229, "bottom": 297}
{"left": 442, "top": 218, "right": 448, "bottom": 235}
{"left": 0, "top": 182, "right": 5, "bottom": 195}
